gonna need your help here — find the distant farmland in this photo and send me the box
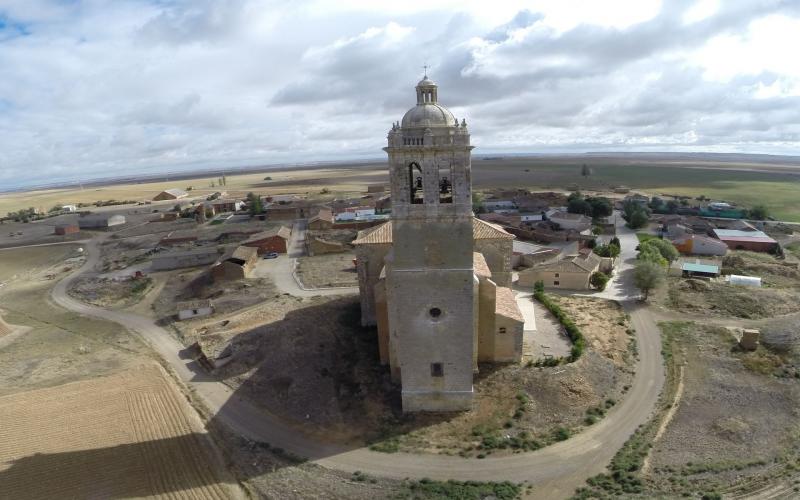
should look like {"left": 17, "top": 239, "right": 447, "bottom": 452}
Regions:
{"left": 471, "top": 158, "right": 800, "bottom": 222}
{"left": 2, "top": 153, "right": 799, "bottom": 221}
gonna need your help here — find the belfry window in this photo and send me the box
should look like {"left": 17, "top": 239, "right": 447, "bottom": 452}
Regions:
{"left": 437, "top": 163, "right": 453, "bottom": 203}
{"left": 409, "top": 162, "right": 423, "bottom": 204}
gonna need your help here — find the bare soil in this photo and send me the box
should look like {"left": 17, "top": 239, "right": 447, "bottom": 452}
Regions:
{"left": 184, "top": 293, "right": 634, "bottom": 457}
{"left": 68, "top": 275, "right": 153, "bottom": 308}
{"left": 296, "top": 252, "right": 359, "bottom": 288}
{"left": 151, "top": 268, "right": 279, "bottom": 326}
{"left": 644, "top": 322, "right": 800, "bottom": 497}
{"left": 661, "top": 251, "right": 800, "bottom": 319}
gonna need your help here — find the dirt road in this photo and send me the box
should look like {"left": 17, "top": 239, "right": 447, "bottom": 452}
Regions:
{"left": 48, "top": 233, "right": 666, "bottom": 499}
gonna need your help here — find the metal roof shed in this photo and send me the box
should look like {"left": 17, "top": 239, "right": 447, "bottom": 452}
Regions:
{"left": 681, "top": 262, "right": 720, "bottom": 277}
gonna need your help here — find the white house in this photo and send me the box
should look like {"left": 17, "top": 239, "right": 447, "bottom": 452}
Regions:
{"left": 519, "top": 212, "right": 544, "bottom": 222}
{"left": 547, "top": 210, "right": 592, "bottom": 231}
{"left": 177, "top": 299, "right": 214, "bottom": 320}
{"left": 484, "top": 199, "right": 516, "bottom": 212}
{"left": 62, "top": 204, "right": 78, "bottom": 212}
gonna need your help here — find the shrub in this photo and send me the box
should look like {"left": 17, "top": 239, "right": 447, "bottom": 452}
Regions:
{"left": 590, "top": 271, "right": 609, "bottom": 291}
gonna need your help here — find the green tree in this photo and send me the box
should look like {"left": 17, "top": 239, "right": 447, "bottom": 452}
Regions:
{"left": 568, "top": 197, "right": 592, "bottom": 215}
{"left": 649, "top": 196, "right": 663, "bottom": 210}
{"left": 643, "top": 238, "right": 679, "bottom": 265}
{"left": 750, "top": 204, "right": 768, "bottom": 220}
{"left": 622, "top": 200, "right": 650, "bottom": 229}
{"left": 246, "top": 192, "right": 263, "bottom": 216}
{"left": 627, "top": 209, "right": 649, "bottom": 229}
{"left": 666, "top": 200, "right": 679, "bottom": 213}
{"left": 634, "top": 261, "right": 665, "bottom": 300}
{"left": 586, "top": 197, "right": 612, "bottom": 217}
{"left": 595, "top": 243, "right": 620, "bottom": 258}
{"left": 590, "top": 271, "right": 609, "bottom": 291}
{"left": 638, "top": 243, "right": 667, "bottom": 267}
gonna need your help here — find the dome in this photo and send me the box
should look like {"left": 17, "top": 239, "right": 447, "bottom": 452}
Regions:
{"left": 401, "top": 103, "right": 456, "bottom": 129}
{"left": 417, "top": 76, "right": 436, "bottom": 87}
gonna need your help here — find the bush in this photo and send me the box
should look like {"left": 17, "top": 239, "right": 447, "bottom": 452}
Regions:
{"left": 533, "top": 291, "right": 585, "bottom": 361}
{"left": 590, "top": 271, "right": 609, "bottom": 291}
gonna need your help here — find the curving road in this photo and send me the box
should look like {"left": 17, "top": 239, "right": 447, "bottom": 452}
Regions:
{"left": 49, "top": 225, "right": 665, "bottom": 498}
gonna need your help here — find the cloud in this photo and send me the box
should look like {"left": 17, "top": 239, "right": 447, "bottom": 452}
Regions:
{"left": 0, "top": 0, "right": 799, "bottom": 188}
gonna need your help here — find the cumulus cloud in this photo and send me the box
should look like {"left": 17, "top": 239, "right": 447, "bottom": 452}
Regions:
{"left": 0, "top": 0, "right": 799, "bottom": 188}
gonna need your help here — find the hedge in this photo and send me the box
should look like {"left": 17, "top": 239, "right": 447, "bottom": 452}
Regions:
{"left": 533, "top": 284, "right": 586, "bottom": 362}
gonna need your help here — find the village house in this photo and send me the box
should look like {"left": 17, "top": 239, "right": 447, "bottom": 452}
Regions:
{"left": 624, "top": 193, "right": 650, "bottom": 207}
{"left": 546, "top": 210, "right": 592, "bottom": 231}
{"left": 306, "top": 236, "right": 348, "bottom": 256}
{"left": 176, "top": 299, "right": 214, "bottom": 321}
{"left": 151, "top": 248, "right": 222, "bottom": 271}
{"left": 211, "top": 246, "right": 259, "bottom": 282}
{"left": 159, "top": 229, "right": 198, "bottom": 246}
{"left": 712, "top": 229, "right": 778, "bottom": 252}
{"left": 242, "top": 226, "right": 292, "bottom": 254}
{"left": 209, "top": 199, "right": 244, "bottom": 213}
{"left": 307, "top": 208, "right": 334, "bottom": 230}
{"left": 153, "top": 188, "right": 189, "bottom": 201}
{"left": 78, "top": 213, "right": 126, "bottom": 229}
{"left": 670, "top": 233, "right": 728, "bottom": 256}
{"left": 54, "top": 223, "right": 80, "bottom": 235}
{"left": 483, "top": 199, "right": 517, "bottom": 213}
{"left": 375, "top": 194, "right": 392, "bottom": 214}
{"left": 335, "top": 206, "right": 379, "bottom": 222}
{"left": 517, "top": 250, "right": 605, "bottom": 289}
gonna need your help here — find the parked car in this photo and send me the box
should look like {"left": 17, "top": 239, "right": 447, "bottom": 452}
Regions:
{"left": 263, "top": 252, "right": 279, "bottom": 259}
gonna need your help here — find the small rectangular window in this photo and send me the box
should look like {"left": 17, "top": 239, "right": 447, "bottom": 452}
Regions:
{"left": 431, "top": 363, "right": 444, "bottom": 377}
{"left": 554, "top": 273, "right": 560, "bottom": 278}
{"left": 498, "top": 327, "right": 507, "bottom": 334}
{"left": 554, "top": 281, "right": 560, "bottom": 286}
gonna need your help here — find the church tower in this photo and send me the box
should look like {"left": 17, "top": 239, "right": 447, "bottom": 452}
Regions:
{"left": 384, "top": 75, "right": 475, "bottom": 412}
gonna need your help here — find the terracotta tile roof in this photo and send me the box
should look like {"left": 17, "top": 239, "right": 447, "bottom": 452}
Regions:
{"left": 473, "top": 252, "right": 492, "bottom": 278}
{"left": 230, "top": 245, "right": 258, "bottom": 261}
{"left": 176, "top": 299, "right": 213, "bottom": 311}
{"left": 352, "top": 218, "right": 514, "bottom": 245}
{"left": 245, "top": 225, "right": 292, "bottom": 242}
{"left": 473, "top": 218, "right": 515, "bottom": 240}
{"left": 352, "top": 221, "right": 393, "bottom": 245}
{"left": 533, "top": 252, "right": 602, "bottom": 274}
{"left": 495, "top": 286, "right": 524, "bottom": 322}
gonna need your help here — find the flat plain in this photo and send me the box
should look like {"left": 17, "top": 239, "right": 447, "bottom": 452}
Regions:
{"left": 3, "top": 154, "right": 800, "bottom": 221}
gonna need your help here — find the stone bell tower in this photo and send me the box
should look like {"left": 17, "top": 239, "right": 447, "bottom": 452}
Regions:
{"left": 384, "top": 74, "right": 475, "bottom": 412}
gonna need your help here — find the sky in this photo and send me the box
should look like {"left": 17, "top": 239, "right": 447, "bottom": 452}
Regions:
{"left": 1, "top": 0, "right": 799, "bottom": 189}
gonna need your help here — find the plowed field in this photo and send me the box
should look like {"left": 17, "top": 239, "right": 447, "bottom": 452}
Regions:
{"left": 0, "top": 364, "right": 241, "bottom": 499}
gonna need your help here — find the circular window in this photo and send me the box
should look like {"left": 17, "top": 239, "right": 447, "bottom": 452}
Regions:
{"left": 429, "top": 307, "right": 442, "bottom": 319}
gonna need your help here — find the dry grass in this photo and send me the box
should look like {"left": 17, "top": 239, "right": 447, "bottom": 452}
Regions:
{"left": 0, "top": 365, "right": 239, "bottom": 499}
{"left": 296, "top": 253, "right": 358, "bottom": 288}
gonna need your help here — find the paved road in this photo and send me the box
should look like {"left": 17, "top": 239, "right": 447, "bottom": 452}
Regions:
{"left": 252, "top": 219, "right": 358, "bottom": 297}
{"left": 48, "top": 229, "right": 666, "bottom": 499}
